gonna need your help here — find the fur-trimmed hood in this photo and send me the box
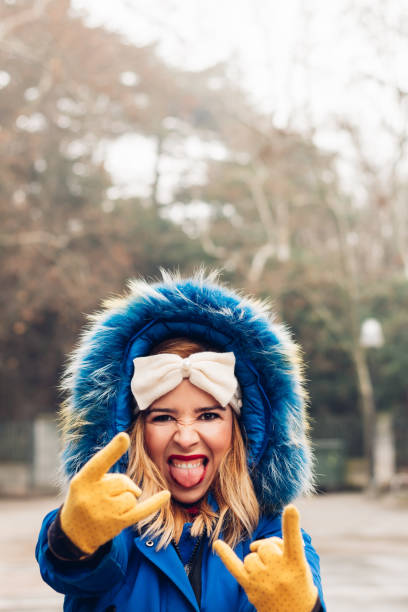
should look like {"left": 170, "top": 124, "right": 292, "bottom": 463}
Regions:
{"left": 59, "top": 269, "right": 313, "bottom": 513}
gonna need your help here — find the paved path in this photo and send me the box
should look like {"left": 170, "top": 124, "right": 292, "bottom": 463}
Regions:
{"left": 0, "top": 495, "right": 65, "bottom": 611}
{"left": 0, "top": 492, "right": 407, "bottom": 611}
{"left": 296, "top": 492, "right": 408, "bottom": 611}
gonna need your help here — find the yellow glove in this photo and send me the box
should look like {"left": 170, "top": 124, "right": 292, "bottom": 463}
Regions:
{"left": 214, "top": 505, "right": 318, "bottom": 612}
{"left": 60, "top": 432, "right": 170, "bottom": 555}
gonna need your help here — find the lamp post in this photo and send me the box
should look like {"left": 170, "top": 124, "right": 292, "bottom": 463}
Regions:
{"left": 358, "top": 318, "right": 384, "bottom": 492}
{"left": 360, "top": 318, "right": 384, "bottom": 350}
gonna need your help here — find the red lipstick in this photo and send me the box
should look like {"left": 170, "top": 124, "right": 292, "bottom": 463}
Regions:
{"left": 168, "top": 454, "right": 207, "bottom": 462}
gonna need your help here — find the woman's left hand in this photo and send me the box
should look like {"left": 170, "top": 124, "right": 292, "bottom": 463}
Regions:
{"left": 213, "top": 505, "right": 318, "bottom": 612}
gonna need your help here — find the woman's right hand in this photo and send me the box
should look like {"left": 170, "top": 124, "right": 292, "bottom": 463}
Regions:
{"left": 60, "top": 432, "right": 170, "bottom": 555}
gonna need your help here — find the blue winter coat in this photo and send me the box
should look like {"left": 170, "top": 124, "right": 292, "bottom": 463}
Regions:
{"left": 36, "top": 271, "right": 326, "bottom": 610}
{"left": 36, "top": 508, "right": 325, "bottom": 611}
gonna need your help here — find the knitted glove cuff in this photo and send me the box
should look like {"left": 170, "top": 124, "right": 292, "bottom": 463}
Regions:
{"left": 47, "top": 506, "right": 111, "bottom": 562}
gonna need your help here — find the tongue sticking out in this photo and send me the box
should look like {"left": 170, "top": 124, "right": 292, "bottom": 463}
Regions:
{"left": 169, "top": 462, "right": 206, "bottom": 488}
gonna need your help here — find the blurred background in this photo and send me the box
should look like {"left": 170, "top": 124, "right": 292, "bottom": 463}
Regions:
{"left": 0, "top": 0, "right": 407, "bottom": 610}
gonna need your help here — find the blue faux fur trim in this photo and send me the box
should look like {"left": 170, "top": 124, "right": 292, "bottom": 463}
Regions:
{"left": 59, "top": 269, "right": 313, "bottom": 511}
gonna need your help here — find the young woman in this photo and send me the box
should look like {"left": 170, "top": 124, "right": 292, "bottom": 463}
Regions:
{"left": 36, "top": 271, "right": 326, "bottom": 611}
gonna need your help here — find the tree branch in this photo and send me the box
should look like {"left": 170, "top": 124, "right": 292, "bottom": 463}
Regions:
{"left": 0, "top": 0, "right": 54, "bottom": 40}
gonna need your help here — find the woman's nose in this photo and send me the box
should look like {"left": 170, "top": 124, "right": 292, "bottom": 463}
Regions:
{"left": 172, "top": 422, "right": 200, "bottom": 447}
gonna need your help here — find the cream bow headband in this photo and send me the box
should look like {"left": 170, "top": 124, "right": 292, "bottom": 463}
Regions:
{"left": 131, "top": 351, "right": 242, "bottom": 414}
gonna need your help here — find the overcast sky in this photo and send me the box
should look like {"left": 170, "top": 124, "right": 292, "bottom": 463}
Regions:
{"left": 72, "top": 0, "right": 408, "bottom": 197}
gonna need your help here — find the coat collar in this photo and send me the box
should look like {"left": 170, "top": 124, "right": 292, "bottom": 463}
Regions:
{"left": 134, "top": 534, "right": 200, "bottom": 612}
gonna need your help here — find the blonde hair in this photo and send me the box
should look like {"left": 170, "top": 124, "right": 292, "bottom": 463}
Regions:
{"left": 126, "top": 337, "right": 259, "bottom": 549}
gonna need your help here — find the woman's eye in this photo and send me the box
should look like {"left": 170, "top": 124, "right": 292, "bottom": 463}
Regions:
{"left": 152, "top": 414, "right": 174, "bottom": 423}
{"left": 199, "top": 412, "right": 220, "bottom": 421}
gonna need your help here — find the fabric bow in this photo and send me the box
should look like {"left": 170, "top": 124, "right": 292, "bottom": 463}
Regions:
{"left": 131, "top": 351, "right": 242, "bottom": 413}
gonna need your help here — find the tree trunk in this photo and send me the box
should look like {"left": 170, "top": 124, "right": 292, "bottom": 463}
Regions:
{"left": 353, "top": 345, "right": 376, "bottom": 491}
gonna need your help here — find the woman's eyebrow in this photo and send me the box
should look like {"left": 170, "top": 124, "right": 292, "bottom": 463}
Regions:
{"left": 147, "top": 405, "right": 225, "bottom": 414}
{"left": 147, "top": 408, "right": 175, "bottom": 414}
{"left": 195, "top": 406, "right": 225, "bottom": 413}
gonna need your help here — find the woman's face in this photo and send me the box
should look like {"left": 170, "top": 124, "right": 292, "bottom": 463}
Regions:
{"left": 144, "top": 379, "right": 233, "bottom": 504}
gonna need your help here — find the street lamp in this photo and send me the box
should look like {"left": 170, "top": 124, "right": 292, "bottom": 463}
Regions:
{"left": 359, "top": 317, "right": 384, "bottom": 492}
{"left": 360, "top": 318, "right": 384, "bottom": 349}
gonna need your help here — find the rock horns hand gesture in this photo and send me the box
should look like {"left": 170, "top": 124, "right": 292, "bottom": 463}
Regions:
{"left": 60, "top": 432, "right": 170, "bottom": 555}
{"left": 214, "top": 505, "right": 318, "bottom": 612}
